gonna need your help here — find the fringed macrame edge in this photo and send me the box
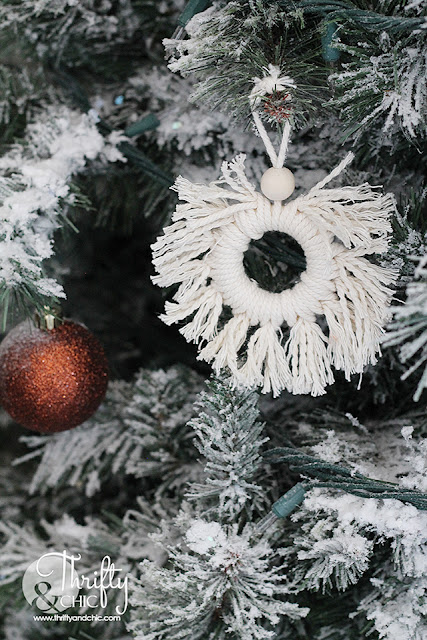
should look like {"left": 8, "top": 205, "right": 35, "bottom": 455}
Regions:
{"left": 152, "top": 155, "right": 397, "bottom": 397}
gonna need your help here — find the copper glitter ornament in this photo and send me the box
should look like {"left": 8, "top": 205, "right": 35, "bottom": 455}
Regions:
{"left": 0, "top": 319, "right": 109, "bottom": 433}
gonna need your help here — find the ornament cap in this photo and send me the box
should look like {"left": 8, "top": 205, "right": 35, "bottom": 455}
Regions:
{"left": 35, "top": 305, "right": 63, "bottom": 331}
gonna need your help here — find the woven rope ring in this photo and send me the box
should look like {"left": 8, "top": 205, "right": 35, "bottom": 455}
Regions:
{"left": 207, "top": 197, "right": 334, "bottom": 329}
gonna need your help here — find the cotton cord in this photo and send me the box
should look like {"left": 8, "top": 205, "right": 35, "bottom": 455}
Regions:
{"left": 311, "top": 151, "right": 355, "bottom": 191}
{"left": 208, "top": 195, "right": 333, "bottom": 328}
{"left": 251, "top": 111, "right": 291, "bottom": 169}
{"left": 277, "top": 121, "right": 291, "bottom": 168}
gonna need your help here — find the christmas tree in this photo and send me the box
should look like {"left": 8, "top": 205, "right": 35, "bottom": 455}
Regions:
{"left": 0, "top": 2, "right": 426, "bottom": 640}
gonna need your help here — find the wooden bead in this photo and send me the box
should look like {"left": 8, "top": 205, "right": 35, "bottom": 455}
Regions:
{"left": 260, "top": 167, "right": 295, "bottom": 201}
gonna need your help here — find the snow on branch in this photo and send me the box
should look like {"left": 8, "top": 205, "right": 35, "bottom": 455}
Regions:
{"left": 293, "top": 515, "right": 374, "bottom": 592}
{"left": 299, "top": 490, "right": 427, "bottom": 580}
{"left": 129, "top": 517, "right": 308, "bottom": 640}
{"left": 186, "top": 376, "right": 268, "bottom": 522}
{"left": 384, "top": 255, "right": 427, "bottom": 401}
{"left": 331, "top": 36, "right": 427, "bottom": 147}
{"left": 0, "top": 0, "right": 138, "bottom": 67}
{"left": 358, "top": 574, "right": 427, "bottom": 640}
{"left": 0, "top": 103, "right": 125, "bottom": 316}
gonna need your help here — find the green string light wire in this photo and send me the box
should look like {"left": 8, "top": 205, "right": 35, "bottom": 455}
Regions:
{"left": 176, "top": 0, "right": 426, "bottom": 37}
{"left": 284, "top": 1, "right": 425, "bottom": 34}
{"left": 257, "top": 446, "right": 427, "bottom": 532}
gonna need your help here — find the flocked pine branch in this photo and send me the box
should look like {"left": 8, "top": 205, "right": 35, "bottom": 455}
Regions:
{"left": 384, "top": 255, "right": 427, "bottom": 401}
{"left": 0, "top": 0, "right": 138, "bottom": 69}
{"left": 295, "top": 490, "right": 427, "bottom": 586}
{"left": 128, "top": 375, "right": 309, "bottom": 639}
{"left": 292, "top": 515, "right": 374, "bottom": 592}
{"left": 358, "top": 572, "right": 427, "bottom": 640}
{"left": 129, "top": 516, "right": 309, "bottom": 640}
{"left": 261, "top": 405, "right": 427, "bottom": 611}
{"left": 17, "top": 366, "right": 202, "bottom": 497}
{"left": 186, "top": 376, "right": 268, "bottom": 522}
{"left": 272, "top": 1, "right": 427, "bottom": 151}
{"left": 292, "top": 0, "right": 426, "bottom": 35}
{"left": 318, "top": 0, "right": 427, "bottom": 147}
{"left": 330, "top": 35, "right": 427, "bottom": 146}
{"left": 285, "top": 488, "right": 427, "bottom": 636}
{"left": 0, "top": 102, "right": 125, "bottom": 325}
{"left": 165, "top": 1, "right": 326, "bottom": 128}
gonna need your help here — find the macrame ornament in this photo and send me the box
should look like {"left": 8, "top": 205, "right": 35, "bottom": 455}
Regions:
{"left": 152, "top": 67, "right": 396, "bottom": 397}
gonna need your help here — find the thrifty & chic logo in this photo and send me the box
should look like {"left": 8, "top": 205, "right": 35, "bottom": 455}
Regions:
{"left": 22, "top": 551, "right": 128, "bottom": 615}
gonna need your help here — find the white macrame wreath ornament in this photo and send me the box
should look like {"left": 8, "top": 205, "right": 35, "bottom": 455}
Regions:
{"left": 152, "top": 68, "right": 396, "bottom": 397}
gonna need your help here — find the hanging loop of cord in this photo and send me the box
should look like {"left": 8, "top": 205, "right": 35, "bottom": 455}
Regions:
{"left": 249, "top": 65, "right": 296, "bottom": 202}
{"left": 251, "top": 111, "right": 292, "bottom": 169}
{"left": 250, "top": 64, "right": 295, "bottom": 169}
